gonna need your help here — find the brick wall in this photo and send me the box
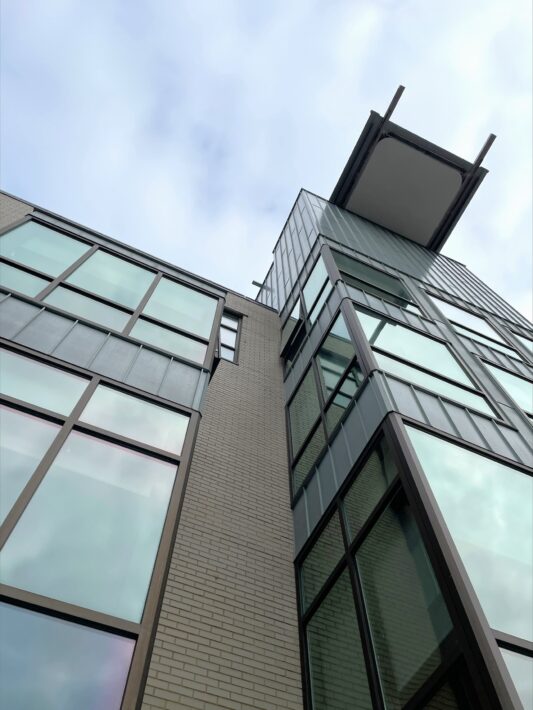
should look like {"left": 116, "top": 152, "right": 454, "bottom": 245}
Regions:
{"left": 142, "top": 293, "right": 303, "bottom": 710}
{"left": 0, "top": 193, "right": 33, "bottom": 230}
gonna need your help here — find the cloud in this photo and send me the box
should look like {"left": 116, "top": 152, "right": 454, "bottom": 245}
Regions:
{"left": 1, "top": 0, "right": 531, "bottom": 319}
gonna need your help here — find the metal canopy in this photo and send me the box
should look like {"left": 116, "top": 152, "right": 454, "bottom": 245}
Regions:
{"left": 330, "top": 86, "right": 495, "bottom": 252}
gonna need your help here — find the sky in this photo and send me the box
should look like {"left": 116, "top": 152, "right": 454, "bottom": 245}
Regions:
{"left": 1, "top": 0, "right": 532, "bottom": 319}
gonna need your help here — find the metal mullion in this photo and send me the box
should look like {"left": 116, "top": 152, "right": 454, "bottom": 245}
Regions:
{"left": 494, "top": 631, "right": 533, "bottom": 655}
{"left": 401, "top": 636, "right": 462, "bottom": 710}
{"left": 341, "top": 298, "right": 377, "bottom": 375}
{"left": 122, "top": 272, "right": 163, "bottom": 336}
{"left": 203, "top": 297, "right": 225, "bottom": 370}
{"left": 34, "top": 243, "right": 99, "bottom": 300}
{"left": 383, "top": 414, "right": 516, "bottom": 709}
{"left": 0, "top": 394, "right": 67, "bottom": 424}
{"left": 37, "top": 279, "right": 134, "bottom": 313}
{"left": 0, "top": 584, "right": 139, "bottom": 637}
{"left": 346, "top": 478, "right": 402, "bottom": 557}
{"left": 300, "top": 554, "right": 349, "bottom": 626}
{"left": 0, "top": 377, "right": 100, "bottom": 549}
{"left": 0, "top": 255, "right": 54, "bottom": 281}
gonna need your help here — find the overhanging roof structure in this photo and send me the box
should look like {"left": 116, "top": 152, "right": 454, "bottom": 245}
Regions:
{"left": 330, "top": 86, "right": 495, "bottom": 251}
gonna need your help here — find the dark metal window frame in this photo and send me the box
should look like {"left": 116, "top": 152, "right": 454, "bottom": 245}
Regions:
{"left": 0, "top": 338, "right": 201, "bottom": 709}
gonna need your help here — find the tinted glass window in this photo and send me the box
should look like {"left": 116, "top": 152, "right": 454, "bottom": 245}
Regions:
{"left": 452, "top": 322, "right": 519, "bottom": 359}
{"left": 303, "top": 257, "right": 328, "bottom": 315}
{"left": 484, "top": 362, "right": 533, "bottom": 413}
{"left": 408, "top": 427, "right": 532, "bottom": 642}
{"left": 288, "top": 368, "right": 321, "bottom": 456}
{"left": 292, "top": 425, "right": 326, "bottom": 494}
{"left": 500, "top": 647, "right": 532, "bottom": 710}
{"left": 0, "top": 262, "right": 48, "bottom": 297}
{"left": 130, "top": 318, "right": 207, "bottom": 364}
{"left": 67, "top": 251, "right": 154, "bottom": 308}
{"left": 1, "top": 432, "right": 177, "bottom": 622}
{"left": 356, "top": 308, "right": 471, "bottom": 386}
{"left": 334, "top": 250, "right": 413, "bottom": 308}
{"left": 357, "top": 494, "right": 452, "bottom": 707}
{"left": 0, "top": 602, "right": 134, "bottom": 710}
{"left": 375, "top": 351, "right": 494, "bottom": 416}
{"left": 301, "top": 514, "right": 344, "bottom": 610}
{"left": 316, "top": 313, "right": 356, "bottom": 400}
{"left": 324, "top": 366, "right": 364, "bottom": 434}
{"left": 0, "top": 222, "right": 91, "bottom": 277}
{"left": 429, "top": 295, "right": 505, "bottom": 343}
{"left": 307, "top": 570, "right": 372, "bottom": 710}
{"left": 80, "top": 385, "right": 189, "bottom": 455}
{"left": 0, "top": 406, "right": 60, "bottom": 524}
{"left": 514, "top": 333, "right": 533, "bottom": 355}
{"left": 44, "top": 286, "right": 131, "bottom": 331}
{"left": 0, "top": 349, "right": 88, "bottom": 414}
{"left": 143, "top": 278, "right": 218, "bottom": 339}
{"left": 281, "top": 300, "right": 301, "bottom": 352}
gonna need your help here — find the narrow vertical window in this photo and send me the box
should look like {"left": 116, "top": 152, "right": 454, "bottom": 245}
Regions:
{"left": 219, "top": 311, "right": 241, "bottom": 362}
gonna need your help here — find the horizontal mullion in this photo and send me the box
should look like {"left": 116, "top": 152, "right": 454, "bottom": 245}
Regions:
{"left": 493, "top": 630, "right": 533, "bottom": 655}
{"left": 135, "top": 312, "right": 210, "bottom": 345}
{"left": 300, "top": 556, "right": 349, "bottom": 626}
{"left": 0, "top": 394, "right": 68, "bottom": 424}
{"left": 38, "top": 280, "right": 134, "bottom": 314}
{"left": 0, "top": 584, "right": 139, "bottom": 637}
{"left": 0, "top": 256, "right": 53, "bottom": 282}
{"left": 352, "top": 301, "right": 449, "bottom": 344}
{"left": 346, "top": 477, "right": 402, "bottom": 557}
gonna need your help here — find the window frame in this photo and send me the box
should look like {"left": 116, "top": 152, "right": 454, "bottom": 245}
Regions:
{"left": 218, "top": 309, "right": 242, "bottom": 363}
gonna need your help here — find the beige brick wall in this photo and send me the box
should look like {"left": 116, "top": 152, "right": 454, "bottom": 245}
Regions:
{"left": 0, "top": 192, "right": 33, "bottom": 230}
{"left": 142, "top": 293, "right": 303, "bottom": 710}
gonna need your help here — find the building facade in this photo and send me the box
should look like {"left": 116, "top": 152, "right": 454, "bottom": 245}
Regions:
{"left": 0, "top": 96, "right": 532, "bottom": 710}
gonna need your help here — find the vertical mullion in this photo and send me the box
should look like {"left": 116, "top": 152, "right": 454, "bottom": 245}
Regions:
{"left": 122, "top": 272, "right": 163, "bottom": 336}
{"left": 34, "top": 243, "right": 99, "bottom": 300}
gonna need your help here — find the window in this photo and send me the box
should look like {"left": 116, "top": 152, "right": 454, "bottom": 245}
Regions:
{"left": 307, "top": 571, "right": 373, "bottom": 710}
{"left": 288, "top": 368, "right": 321, "bottom": 457}
{"left": 281, "top": 299, "right": 301, "bottom": 352}
{"left": 303, "top": 257, "right": 332, "bottom": 324}
{"left": 80, "top": 385, "right": 189, "bottom": 455}
{"left": 130, "top": 318, "right": 207, "bottom": 364}
{"left": 483, "top": 362, "right": 533, "bottom": 414}
{"left": 219, "top": 312, "right": 240, "bottom": 361}
{"left": 44, "top": 285, "right": 131, "bottom": 331}
{"left": 0, "top": 348, "right": 88, "bottom": 414}
{"left": 324, "top": 366, "right": 364, "bottom": 434}
{"left": 0, "top": 602, "right": 134, "bottom": 710}
{"left": 375, "top": 351, "right": 495, "bottom": 416}
{"left": 500, "top": 647, "right": 532, "bottom": 710}
{"left": 357, "top": 493, "right": 453, "bottom": 708}
{"left": 513, "top": 332, "right": 533, "bottom": 355}
{"left": 67, "top": 251, "right": 155, "bottom": 309}
{"left": 301, "top": 514, "right": 344, "bottom": 610}
{"left": 316, "top": 313, "right": 356, "bottom": 400}
{"left": 0, "top": 221, "right": 91, "bottom": 277}
{"left": 407, "top": 427, "right": 533, "bottom": 642}
{"left": 292, "top": 424, "right": 326, "bottom": 493}
{"left": 0, "top": 261, "right": 49, "bottom": 297}
{"left": 333, "top": 250, "right": 420, "bottom": 313}
{"left": 0, "top": 405, "right": 60, "bottom": 524}
{"left": 0, "top": 431, "right": 177, "bottom": 622}
{"left": 143, "top": 277, "right": 218, "bottom": 339}
{"left": 356, "top": 308, "right": 472, "bottom": 387}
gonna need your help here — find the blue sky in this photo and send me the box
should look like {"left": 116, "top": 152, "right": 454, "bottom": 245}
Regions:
{"left": 1, "top": 1, "right": 531, "bottom": 318}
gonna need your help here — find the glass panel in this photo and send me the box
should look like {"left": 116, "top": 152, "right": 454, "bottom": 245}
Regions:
{"left": 356, "top": 308, "right": 471, "bottom": 386}
{"left": 316, "top": 313, "right": 355, "bottom": 399}
{"left": 281, "top": 300, "right": 301, "bottom": 351}
{"left": 0, "top": 432, "right": 177, "bottom": 621}
{"left": 130, "top": 318, "right": 207, "bottom": 364}
{"left": 375, "top": 351, "right": 495, "bottom": 416}
{"left": 292, "top": 425, "right": 326, "bottom": 493}
{"left": 0, "top": 406, "right": 60, "bottom": 524}
{"left": 307, "top": 570, "right": 372, "bottom": 710}
{"left": 324, "top": 365, "right": 364, "bottom": 434}
{"left": 67, "top": 251, "right": 154, "bottom": 308}
{"left": 220, "top": 346, "right": 235, "bottom": 360}
{"left": 44, "top": 286, "right": 131, "bottom": 330}
{"left": 301, "top": 513, "right": 344, "bottom": 611}
{"left": 303, "top": 257, "right": 328, "bottom": 314}
{"left": 343, "top": 439, "right": 397, "bottom": 541}
{"left": 453, "top": 322, "right": 519, "bottom": 359}
{"left": 221, "top": 313, "right": 239, "bottom": 329}
{"left": 484, "top": 362, "right": 533, "bottom": 413}
{"left": 500, "top": 647, "right": 533, "bottom": 710}
{"left": 426, "top": 682, "right": 461, "bottom": 709}
{"left": 514, "top": 333, "right": 533, "bottom": 355}
{"left": 0, "top": 602, "right": 134, "bottom": 710}
{"left": 357, "top": 494, "right": 453, "bottom": 708}
{"left": 429, "top": 295, "right": 505, "bottom": 343}
{"left": 80, "top": 385, "right": 189, "bottom": 455}
{"left": 0, "top": 222, "right": 90, "bottom": 277}
{"left": 0, "top": 262, "right": 49, "bottom": 297}
{"left": 408, "top": 428, "right": 533, "bottom": 641}
{"left": 0, "top": 348, "right": 88, "bottom": 414}
{"left": 333, "top": 250, "right": 412, "bottom": 304}
{"left": 220, "top": 327, "right": 237, "bottom": 348}
{"left": 288, "top": 368, "right": 321, "bottom": 456}
{"left": 308, "top": 283, "right": 332, "bottom": 325}
{"left": 143, "top": 277, "right": 218, "bottom": 339}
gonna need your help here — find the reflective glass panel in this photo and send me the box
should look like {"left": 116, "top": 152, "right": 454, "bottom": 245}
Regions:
{"left": 356, "top": 308, "right": 471, "bottom": 386}
{"left": 324, "top": 365, "right": 364, "bottom": 434}
{"left": 288, "top": 368, "right": 321, "bottom": 456}
{"left": 357, "top": 494, "right": 452, "bottom": 708}
{"left": 221, "top": 313, "right": 239, "bottom": 329}
{"left": 0, "top": 406, "right": 60, "bottom": 524}
{"left": 301, "top": 513, "right": 344, "bottom": 610}
{"left": 501, "top": 648, "right": 533, "bottom": 710}
{"left": 220, "top": 326, "right": 237, "bottom": 348}
{"left": 515, "top": 333, "right": 533, "bottom": 355}
{"left": 67, "top": 251, "right": 154, "bottom": 308}
{"left": 408, "top": 427, "right": 533, "bottom": 641}
{"left": 80, "top": 385, "right": 189, "bottom": 455}
{"left": 44, "top": 286, "right": 131, "bottom": 330}
{"left": 220, "top": 346, "right": 235, "bottom": 360}
{"left": 343, "top": 439, "right": 397, "bottom": 541}
{"left": 0, "top": 602, "right": 134, "bottom": 710}
{"left": 143, "top": 277, "right": 218, "bottom": 339}
{"left": 0, "top": 222, "right": 91, "bottom": 277}
{"left": 292, "top": 424, "right": 325, "bottom": 494}
{"left": 453, "top": 323, "right": 519, "bottom": 359}
{"left": 0, "top": 348, "right": 88, "bottom": 414}
{"left": 429, "top": 295, "right": 505, "bottom": 343}
{"left": 130, "top": 318, "right": 207, "bottom": 364}
{"left": 334, "top": 250, "right": 414, "bottom": 308}
{"left": 308, "top": 283, "right": 333, "bottom": 325}
{"left": 316, "top": 313, "right": 356, "bottom": 399}
{"left": 281, "top": 300, "right": 301, "bottom": 351}
{"left": 303, "top": 257, "right": 328, "bottom": 314}
{"left": 484, "top": 362, "right": 533, "bottom": 413}
{"left": 375, "top": 351, "right": 495, "bottom": 416}
{"left": 307, "top": 570, "right": 372, "bottom": 710}
{"left": 0, "top": 262, "right": 48, "bottom": 297}
{"left": 1, "top": 432, "right": 177, "bottom": 621}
